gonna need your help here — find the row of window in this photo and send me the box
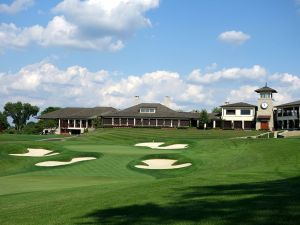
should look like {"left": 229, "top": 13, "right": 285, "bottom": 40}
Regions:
{"left": 225, "top": 109, "right": 251, "bottom": 116}
{"left": 139, "top": 108, "right": 156, "bottom": 113}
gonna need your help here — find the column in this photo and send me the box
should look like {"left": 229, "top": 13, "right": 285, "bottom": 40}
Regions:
{"left": 178, "top": 120, "right": 181, "bottom": 128}
{"left": 197, "top": 120, "right": 200, "bottom": 127}
{"left": 204, "top": 123, "right": 207, "bottom": 129}
{"left": 141, "top": 118, "right": 143, "bottom": 127}
{"left": 134, "top": 118, "right": 136, "bottom": 126}
{"left": 232, "top": 120, "right": 234, "bottom": 129}
{"left": 156, "top": 119, "right": 158, "bottom": 127}
{"left": 242, "top": 120, "right": 245, "bottom": 130}
{"left": 287, "top": 120, "right": 289, "bottom": 130}
{"left": 68, "top": 119, "right": 70, "bottom": 128}
{"left": 74, "top": 120, "right": 76, "bottom": 128}
{"left": 80, "top": 120, "right": 82, "bottom": 128}
{"left": 126, "top": 118, "right": 128, "bottom": 127}
{"left": 112, "top": 117, "right": 114, "bottom": 126}
{"left": 171, "top": 120, "right": 173, "bottom": 127}
{"left": 58, "top": 119, "right": 61, "bottom": 129}
{"left": 213, "top": 120, "right": 216, "bottom": 129}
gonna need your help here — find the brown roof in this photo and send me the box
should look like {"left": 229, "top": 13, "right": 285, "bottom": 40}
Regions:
{"left": 38, "top": 107, "right": 117, "bottom": 119}
{"left": 220, "top": 102, "right": 256, "bottom": 108}
{"left": 255, "top": 85, "right": 277, "bottom": 93}
{"left": 103, "top": 103, "right": 195, "bottom": 119}
{"left": 276, "top": 100, "right": 300, "bottom": 108}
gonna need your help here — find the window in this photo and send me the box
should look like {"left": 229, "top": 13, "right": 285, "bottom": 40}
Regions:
{"left": 226, "top": 109, "right": 236, "bottom": 115}
{"left": 140, "top": 108, "right": 156, "bottom": 113}
{"left": 260, "top": 92, "right": 271, "bottom": 99}
{"left": 241, "top": 109, "right": 251, "bottom": 115}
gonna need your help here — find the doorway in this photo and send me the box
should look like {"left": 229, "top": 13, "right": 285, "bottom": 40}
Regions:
{"left": 261, "top": 121, "right": 269, "bottom": 130}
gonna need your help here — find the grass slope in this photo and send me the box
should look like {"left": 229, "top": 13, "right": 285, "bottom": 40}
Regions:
{"left": 0, "top": 128, "right": 300, "bottom": 225}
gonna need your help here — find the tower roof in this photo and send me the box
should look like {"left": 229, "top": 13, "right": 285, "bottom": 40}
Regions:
{"left": 255, "top": 84, "right": 277, "bottom": 93}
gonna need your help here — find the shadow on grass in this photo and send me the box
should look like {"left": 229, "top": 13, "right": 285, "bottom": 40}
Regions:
{"left": 78, "top": 176, "right": 300, "bottom": 225}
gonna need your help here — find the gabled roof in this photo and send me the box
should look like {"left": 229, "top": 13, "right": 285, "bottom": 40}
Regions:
{"left": 276, "top": 100, "right": 300, "bottom": 108}
{"left": 103, "top": 103, "right": 193, "bottom": 119}
{"left": 38, "top": 107, "right": 117, "bottom": 119}
{"left": 255, "top": 85, "right": 277, "bottom": 93}
{"left": 220, "top": 102, "right": 256, "bottom": 108}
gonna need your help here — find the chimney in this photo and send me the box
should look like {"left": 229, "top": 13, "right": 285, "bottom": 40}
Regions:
{"left": 225, "top": 101, "right": 229, "bottom": 105}
{"left": 133, "top": 96, "right": 140, "bottom": 105}
{"left": 164, "top": 96, "right": 171, "bottom": 108}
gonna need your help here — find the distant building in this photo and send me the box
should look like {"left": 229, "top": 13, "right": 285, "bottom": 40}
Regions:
{"left": 255, "top": 85, "right": 277, "bottom": 130}
{"left": 38, "top": 107, "right": 117, "bottom": 134}
{"left": 220, "top": 102, "right": 256, "bottom": 129}
{"left": 103, "top": 103, "right": 195, "bottom": 128}
{"left": 220, "top": 84, "right": 300, "bottom": 131}
{"left": 276, "top": 100, "right": 300, "bottom": 130}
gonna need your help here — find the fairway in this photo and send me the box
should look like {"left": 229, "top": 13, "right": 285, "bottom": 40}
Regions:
{"left": 1, "top": 128, "right": 300, "bottom": 225}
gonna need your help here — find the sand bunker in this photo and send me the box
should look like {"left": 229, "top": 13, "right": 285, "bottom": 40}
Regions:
{"left": 35, "top": 157, "right": 96, "bottom": 167}
{"left": 9, "top": 148, "right": 60, "bottom": 157}
{"left": 135, "top": 159, "right": 192, "bottom": 170}
{"left": 135, "top": 142, "right": 188, "bottom": 150}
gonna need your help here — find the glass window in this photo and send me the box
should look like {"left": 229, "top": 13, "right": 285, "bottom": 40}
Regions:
{"left": 140, "top": 108, "right": 156, "bottom": 113}
{"left": 226, "top": 109, "right": 236, "bottom": 115}
{"left": 241, "top": 109, "right": 251, "bottom": 115}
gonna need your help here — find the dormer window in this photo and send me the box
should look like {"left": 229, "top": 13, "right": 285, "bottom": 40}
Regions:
{"left": 140, "top": 108, "right": 156, "bottom": 113}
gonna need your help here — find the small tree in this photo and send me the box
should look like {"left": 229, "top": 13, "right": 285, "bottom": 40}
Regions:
{"left": 39, "top": 106, "right": 61, "bottom": 129}
{"left": 199, "top": 109, "right": 210, "bottom": 129}
{"left": 4, "top": 102, "right": 39, "bottom": 131}
{"left": 0, "top": 112, "right": 9, "bottom": 131}
{"left": 212, "top": 107, "right": 222, "bottom": 114}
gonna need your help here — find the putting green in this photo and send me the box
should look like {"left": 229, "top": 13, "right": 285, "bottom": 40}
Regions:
{"left": 1, "top": 128, "right": 300, "bottom": 225}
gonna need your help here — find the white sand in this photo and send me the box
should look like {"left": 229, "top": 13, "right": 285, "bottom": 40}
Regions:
{"left": 135, "top": 142, "right": 188, "bottom": 149}
{"left": 9, "top": 148, "right": 60, "bottom": 157}
{"left": 135, "top": 159, "right": 192, "bottom": 170}
{"left": 35, "top": 157, "right": 96, "bottom": 167}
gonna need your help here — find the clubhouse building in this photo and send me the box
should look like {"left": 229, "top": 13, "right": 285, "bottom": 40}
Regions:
{"left": 39, "top": 84, "right": 300, "bottom": 133}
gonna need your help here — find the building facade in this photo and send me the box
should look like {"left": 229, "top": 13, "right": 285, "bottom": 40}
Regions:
{"left": 102, "top": 103, "right": 195, "bottom": 128}
{"left": 276, "top": 100, "right": 300, "bottom": 130}
{"left": 220, "top": 102, "right": 256, "bottom": 129}
{"left": 38, "top": 107, "right": 117, "bottom": 134}
{"left": 255, "top": 86, "right": 277, "bottom": 130}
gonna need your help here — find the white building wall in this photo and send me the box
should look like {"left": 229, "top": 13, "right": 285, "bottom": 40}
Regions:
{"left": 221, "top": 108, "right": 255, "bottom": 121}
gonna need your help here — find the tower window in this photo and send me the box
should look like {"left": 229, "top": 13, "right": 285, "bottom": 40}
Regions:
{"left": 260, "top": 92, "right": 271, "bottom": 99}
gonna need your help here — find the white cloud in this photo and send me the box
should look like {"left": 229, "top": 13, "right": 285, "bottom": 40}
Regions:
{"left": 218, "top": 30, "right": 251, "bottom": 45}
{"left": 0, "top": 0, "right": 34, "bottom": 14}
{"left": 226, "top": 85, "right": 259, "bottom": 103}
{"left": 1, "top": 62, "right": 299, "bottom": 112}
{"left": 0, "top": 62, "right": 211, "bottom": 111}
{"left": 188, "top": 65, "right": 267, "bottom": 83}
{"left": 0, "top": 0, "right": 159, "bottom": 52}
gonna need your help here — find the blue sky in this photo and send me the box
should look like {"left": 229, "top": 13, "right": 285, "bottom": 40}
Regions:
{"left": 0, "top": 0, "right": 300, "bottom": 111}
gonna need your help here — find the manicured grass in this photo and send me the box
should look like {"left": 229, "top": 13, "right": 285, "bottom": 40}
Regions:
{"left": 0, "top": 128, "right": 300, "bottom": 225}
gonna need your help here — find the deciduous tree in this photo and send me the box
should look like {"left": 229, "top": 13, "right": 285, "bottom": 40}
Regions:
{"left": 4, "top": 102, "right": 39, "bottom": 131}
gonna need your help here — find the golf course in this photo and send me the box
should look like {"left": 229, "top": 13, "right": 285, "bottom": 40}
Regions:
{"left": 1, "top": 128, "right": 300, "bottom": 225}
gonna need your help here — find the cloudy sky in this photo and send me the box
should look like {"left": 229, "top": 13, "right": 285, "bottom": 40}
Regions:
{"left": 1, "top": 0, "right": 300, "bottom": 111}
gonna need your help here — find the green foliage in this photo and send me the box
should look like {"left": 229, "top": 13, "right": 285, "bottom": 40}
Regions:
{"left": 94, "top": 117, "right": 102, "bottom": 128}
{"left": 212, "top": 107, "right": 222, "bottom": 114}
{"left": 40, "top": 107, "right": 61, "bottom": 115}
{"left": 4, "top": 102, "right": 39, "bottom": 131}
{"left": 199, "top": 109, "right": 210, "bottom": 127}
{"left": 0, "top": 111, "right": 9, "bottom": 131}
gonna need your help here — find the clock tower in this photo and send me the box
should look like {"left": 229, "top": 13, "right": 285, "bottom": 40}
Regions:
{"left": 255, "top": 84, "right": 277, "bottom": 130}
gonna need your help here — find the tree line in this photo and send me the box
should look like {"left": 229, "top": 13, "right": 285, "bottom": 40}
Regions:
{"left": 0, "top": 101, "right": 60, "bottom": 134}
